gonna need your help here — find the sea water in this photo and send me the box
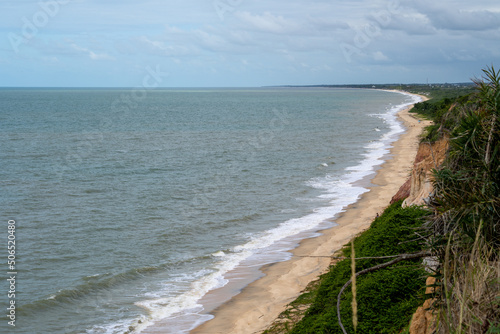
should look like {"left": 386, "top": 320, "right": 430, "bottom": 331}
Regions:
{"left": 0, "top": 87, "right": 421, "bottom": 333}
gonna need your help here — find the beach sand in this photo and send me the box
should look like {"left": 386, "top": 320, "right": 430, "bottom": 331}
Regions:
{"left": 191, "top": 93, "right": 431, "bottom": 334}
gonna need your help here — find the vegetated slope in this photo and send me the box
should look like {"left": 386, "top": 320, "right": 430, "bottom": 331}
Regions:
{"left": 289, "top": 201, "right": 430, "bottom": 334}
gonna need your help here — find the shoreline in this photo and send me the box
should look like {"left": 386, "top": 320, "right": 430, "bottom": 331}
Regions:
{"left": 189, "top": 92, "right": 430, "bottom": 334}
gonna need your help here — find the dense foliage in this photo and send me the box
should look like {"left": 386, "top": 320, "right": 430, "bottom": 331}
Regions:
{"left": 407, "top": 85, "right": 476, "bottom": 101}
{"left": 412, "top": 94, "right": 474, "bottom": 142}
{"left": 427, "top": 66, "right": 500, "bottom": 333}
{"left": 432, "top": 67, "right": 500, "bottom": 245}
{"left": 289, "top": 202, "right": 430, "bottom": 334}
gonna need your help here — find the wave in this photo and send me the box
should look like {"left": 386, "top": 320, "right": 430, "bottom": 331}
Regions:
{"left": 17, "top": 261, "right": 190, "bottom": 316}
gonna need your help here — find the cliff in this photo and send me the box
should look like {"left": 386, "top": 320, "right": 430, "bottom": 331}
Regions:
{"left": 391, "top": 137, "right": 448, "bottom": 207}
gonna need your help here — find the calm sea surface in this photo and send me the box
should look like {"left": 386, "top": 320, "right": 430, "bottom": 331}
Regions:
{"left": 0, "top": 88, "right": 420, "bottom": 333}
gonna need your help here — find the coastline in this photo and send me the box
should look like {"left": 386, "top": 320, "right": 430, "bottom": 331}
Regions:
{"left": 190, "top": 92, "right": 430, "bottom": 334}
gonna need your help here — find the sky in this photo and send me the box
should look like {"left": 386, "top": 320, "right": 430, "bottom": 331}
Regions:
{"left": 1, "top": 0, "right": 499, "bottom": 87}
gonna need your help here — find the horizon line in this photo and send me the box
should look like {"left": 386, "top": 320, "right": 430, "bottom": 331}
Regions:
{"left": 0, "top": 82, "right": 474, "bottom": 89}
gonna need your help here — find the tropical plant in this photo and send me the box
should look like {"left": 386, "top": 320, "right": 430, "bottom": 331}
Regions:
{"left": 429, "top": 65, "right": 500, "bottom": 333}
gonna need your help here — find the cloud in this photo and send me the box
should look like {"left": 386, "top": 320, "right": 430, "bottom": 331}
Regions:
{"left": 373, "top": 51, "right": 389, "bottom": 61}
{"left": 135, "top": 36, "right": 199, "bottom": 57}
{"left": 234, "top": 11, "right": 301, "bottom": 34}
{"left": 385, "top": 13, "right": 436, "bottom": 35}
{"left": 433, "top": 9, "right": 500, "bottom": 31}
{"left": 71, "top": 44, "right": 114, "bottom": 60}
{"left": 411, "top": 2, "right": 500, "bottom": 31}
{"left": 306, "top": 16, "right": 350, "bottom": 32}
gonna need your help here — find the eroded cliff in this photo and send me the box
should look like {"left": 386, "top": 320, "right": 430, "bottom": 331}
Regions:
{"left": 391, "top": 137, "right": 449, "bottom": 207}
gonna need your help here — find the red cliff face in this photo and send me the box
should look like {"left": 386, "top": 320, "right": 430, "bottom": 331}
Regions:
{"left": 390, "top": 178, "right": 411, "bottom": 204}
{"left": 391, "top": 137, "right": 449, "bottom": 206}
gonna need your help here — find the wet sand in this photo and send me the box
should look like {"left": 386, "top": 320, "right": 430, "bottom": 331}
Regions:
{"left": 191, "top": 93, "right": 430, "bottom": 334}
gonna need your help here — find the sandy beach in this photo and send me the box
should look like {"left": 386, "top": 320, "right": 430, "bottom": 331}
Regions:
{"left": 191, "top": 92, "right": 431, "bottom": 334}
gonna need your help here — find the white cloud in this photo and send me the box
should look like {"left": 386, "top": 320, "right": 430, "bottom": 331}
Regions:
{"left": 136, "top": 36, "right": 199, "bottom": 57}
{"left": 373, "top": 51, "right": 389, "bottom": 61}
{"left": 386, "top": 13, "right": 436, "bottom": 35}
{"left": 71, "top": 43, "right": 114, "bottom": 60}
{"left": 409, "top": 1, "right": 500, "bottom": 31}
{"left": 235, "top": 11, "right": 301, "bottom": 34}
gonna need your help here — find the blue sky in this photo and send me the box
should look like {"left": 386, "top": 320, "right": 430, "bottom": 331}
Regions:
{"left": 1, "top": 0, "right": 499, "bottom": 87}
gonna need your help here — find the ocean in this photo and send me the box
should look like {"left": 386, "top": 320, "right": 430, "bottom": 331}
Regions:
{"left": 0, "top": 87, "right": 421, "bottom": 333}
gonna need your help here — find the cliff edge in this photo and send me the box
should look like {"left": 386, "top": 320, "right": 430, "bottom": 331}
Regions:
{"left": 391, "top": 137, "right": 448, "bottom": 207}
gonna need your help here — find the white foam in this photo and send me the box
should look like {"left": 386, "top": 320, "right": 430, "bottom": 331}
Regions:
{"left": 212, "top": 251, "right": 226, "bottom": 257}
{"left": 86, "top": 317, "right": 142, "bottom": 334}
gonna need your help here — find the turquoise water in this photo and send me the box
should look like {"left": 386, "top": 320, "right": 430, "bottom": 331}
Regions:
{"left": 0, "top": 88, "right": 419, "bottom": 333}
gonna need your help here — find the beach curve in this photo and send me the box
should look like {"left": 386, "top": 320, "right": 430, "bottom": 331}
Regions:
{"left": 187, "top": 91, "right": 430, "bottom": 334}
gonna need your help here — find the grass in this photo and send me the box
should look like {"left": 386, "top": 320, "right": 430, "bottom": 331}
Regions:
{"left": 436, "top": 228, "right": 500, "bottom": 333}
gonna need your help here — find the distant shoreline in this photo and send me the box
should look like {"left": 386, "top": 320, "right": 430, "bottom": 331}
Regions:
{"left": 262, "top": 83, "right": 473, "bottom": 89}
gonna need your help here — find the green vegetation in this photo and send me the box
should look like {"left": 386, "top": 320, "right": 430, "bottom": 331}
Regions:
{"left": 412, "top": 93, "right": 474, "bottom": 142}
{"left": 405, "top": 84, "right": 476, "bottom": 101}
{"left": 427, "top": 66, "right": 500, "bottom": 333}
{"left": 287, "top": 202, "right": 430, "bottom": 334}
